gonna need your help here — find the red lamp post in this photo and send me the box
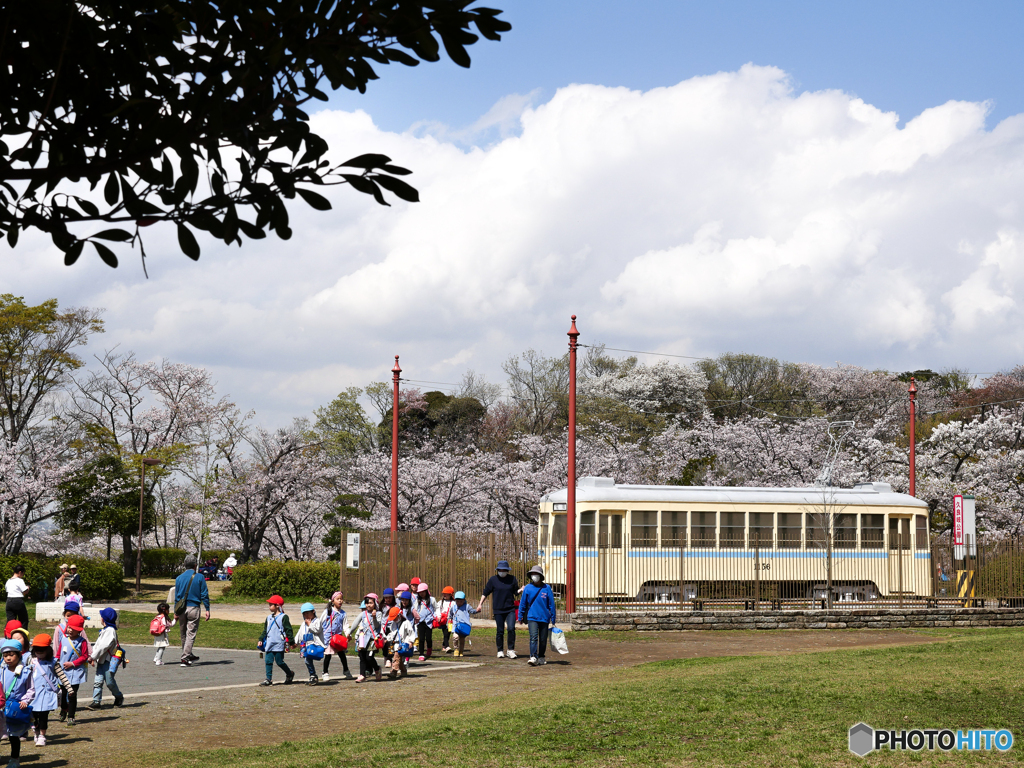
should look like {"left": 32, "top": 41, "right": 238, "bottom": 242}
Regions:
{"left": 908, "top": 377, "right": 917, "bottom": 497}
{"left": 390, "top": 355, "right": 401, "bottom": 587}
{"left": 566, "top": 315, "right": 579, "bottom": 614}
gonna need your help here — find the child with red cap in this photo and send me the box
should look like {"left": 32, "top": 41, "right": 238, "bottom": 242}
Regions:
{"left": 257, "top": 596, "right": 294, "bottom": 686}
{"left": 29, "top": 634, "right": 64, "bottom": 746}
{"left": 55, "top": 614, "right": 88, "bottom": 725}
{"left": 437, "top": 587, "right": 456, "bottom": 653}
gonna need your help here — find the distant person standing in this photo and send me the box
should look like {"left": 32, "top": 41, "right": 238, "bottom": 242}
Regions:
{"left": 174, "top": 555, "right": 210, "bottom": 667}
{"left": 54, "top": 564, "right": 68, "bottom": 601}
{"left": 65, "top": 564, "right": 81, "bottom": 599}
{"left": 477, "top": 560, "right": 520, "bottom": 659}
{"left": 5, "top": 565, "right": 30, "bottom": 629}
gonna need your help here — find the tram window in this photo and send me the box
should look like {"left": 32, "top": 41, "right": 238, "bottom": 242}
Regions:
{"left": 916, "top": 515, "right": 929, "bottom": 550}
{"left": 551, "top": 515, "right": 566, "bottom": 546}
{"left": 662, "top": 510, "right": 686, "bottom": 548}
{"left": 579, "top": 511, "right": 596, "bottom": 547}
{"left": 720, "top": 512, "right": 745, "bottom": 548}
{"left": 778, "top": 513, "right": 801, "bottom": 548}
{"left": 599, "top": 514, "right": 623, "bottom": 549}
{"left": 693, "top": 511, "right": 716, "bottom": 547}
{"left": 835, "top": 514, "right": 857, "bottom": 549}
{"left": 631, "top": 511, "right": 658, "bottom": 548}
{"left": 889, "top": 517, "right": 910, "bottom": 550}
{"left": 861, "top": 514, "right": 884, "bottom": 549}
{"left": 805, "top": 515, "right": 828, "bottom": 549}
{"left": 539, "top": 513, "right": 549, "bottom": 547}
{"left": 749, "top": 512, "right": 773, "bottom": 548}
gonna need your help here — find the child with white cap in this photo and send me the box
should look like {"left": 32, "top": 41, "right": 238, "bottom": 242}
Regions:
{"left": 413, "top": 583, "right": 437, "bottom": 661}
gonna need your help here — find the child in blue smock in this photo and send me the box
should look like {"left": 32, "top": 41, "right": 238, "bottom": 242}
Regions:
{"left": 29, "top": 634, "right": 62, "bottom": 746}
{"left": 257, "top": 595, "right": 294, "bottom": 686}
{"left": 449, "top": 591, "right": 479, "bottom": 657}
{"left": 56, "top": 614, "right": 89, "bottom": 725}
{"left": 1, "top": 638, "right": 35, "bottom": 768}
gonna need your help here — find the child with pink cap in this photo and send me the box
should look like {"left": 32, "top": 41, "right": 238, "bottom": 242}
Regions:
{"left": 413, "top": 583, "right": 437, "bottom": 661}
{"left": 354, "top": 593, "right": 382, "bottom": 683}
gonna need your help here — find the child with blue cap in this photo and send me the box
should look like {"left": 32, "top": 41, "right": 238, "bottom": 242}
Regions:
{"left": 297, "top": 602, "right": 325, "bottom": 685}
{"left": 1, "top": 637, "right": 35, "bottom": 767}
{"left": 449, "top": 591, "right": 479, "bottom": 657}
{"left": 87, "top": 607, "right": 124, "bottom": 709}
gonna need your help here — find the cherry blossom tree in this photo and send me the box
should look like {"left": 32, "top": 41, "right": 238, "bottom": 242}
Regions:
{"left": 210, "top": 419, "right": 337, "bottom": 562}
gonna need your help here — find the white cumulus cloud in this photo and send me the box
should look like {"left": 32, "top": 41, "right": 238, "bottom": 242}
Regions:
{"left": 6, "top": 64, "right": 1024, "bottom": 425}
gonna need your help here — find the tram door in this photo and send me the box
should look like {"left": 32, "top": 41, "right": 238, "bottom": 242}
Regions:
{"left": 888, "top": 517, "right": 915, "bottom": 594}
{"left": 598, "top": 511, "right": 626, "bottom": 596}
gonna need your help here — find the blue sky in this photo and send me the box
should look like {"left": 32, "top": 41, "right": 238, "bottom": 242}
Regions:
{"left": 330, "top": 1, "right": 1024, "bottom": 134}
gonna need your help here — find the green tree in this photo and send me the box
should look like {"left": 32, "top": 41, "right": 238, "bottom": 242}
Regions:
{"left": 698, "top": 353, "right": 809, "bottom": 421}
{"left": 56, "top": 454, "right": 156, "bottom": 571}
{"left": 0, "top": 295, "right": 103, "bottom": 442}
{"left": 312, "top": 387, "right": 376, "bottom": 458}
{"left": 0, "top": 2, "right": 510, "bottom": 268}
{"left": 321, "top": 494, "right": 371, "bottom": 560}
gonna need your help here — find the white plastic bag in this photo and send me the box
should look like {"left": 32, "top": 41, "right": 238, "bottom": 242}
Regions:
{"left": 549, "top": 626, "right": 568, "bottom": 655}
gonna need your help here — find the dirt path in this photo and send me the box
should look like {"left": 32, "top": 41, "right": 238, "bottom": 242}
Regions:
{"left": 42, "top": 629, "right": 948, "bottom": 767}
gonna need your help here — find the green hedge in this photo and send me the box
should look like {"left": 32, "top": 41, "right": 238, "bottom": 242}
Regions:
{"left": 230, "top": 561, "right": 339, "bottom": 599}
{"left": 0, "top": 556, "right": 125, "bottom": 601}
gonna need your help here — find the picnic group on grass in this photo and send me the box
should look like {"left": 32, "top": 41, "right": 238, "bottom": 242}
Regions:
{"left": 0, "top": 556, "right": 561, "bottom": 765}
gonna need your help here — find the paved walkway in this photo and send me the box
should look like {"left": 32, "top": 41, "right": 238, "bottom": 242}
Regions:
{"left": 115, "top": 645, "right": 479, "bottom": 699}
{"left": 105, "top": 601, "right": 563, "bottom": 629}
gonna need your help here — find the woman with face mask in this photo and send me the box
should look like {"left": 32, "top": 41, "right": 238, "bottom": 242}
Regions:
{"left": 477, "top": 560, "right": 521, "bottom": 659}
{"left": 516, "top": 566, "right": 556, "bottom": 666}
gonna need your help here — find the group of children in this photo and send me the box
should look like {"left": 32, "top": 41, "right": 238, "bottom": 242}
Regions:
{"left": 0, "top": 597, "right": 129, "bottom": 768}
{"left": 257, "top": 579, "right": 481, "bottom": 685}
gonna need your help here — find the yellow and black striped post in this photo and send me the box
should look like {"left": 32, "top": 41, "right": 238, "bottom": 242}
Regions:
{"left": 956, "top": 570, "right": 975, "bottom": 600}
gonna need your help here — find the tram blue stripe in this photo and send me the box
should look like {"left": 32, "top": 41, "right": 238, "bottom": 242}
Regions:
{"left": 543, "top": 549, "right": 913, "bottom": 559}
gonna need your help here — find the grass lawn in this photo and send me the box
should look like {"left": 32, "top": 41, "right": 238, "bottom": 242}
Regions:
{"left": 128, "top": 627, "right": 1022, "bottom": 767}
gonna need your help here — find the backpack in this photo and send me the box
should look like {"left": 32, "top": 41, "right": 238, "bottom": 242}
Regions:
{"left": 149, "top": 616, "right": 164, "bottom": 635}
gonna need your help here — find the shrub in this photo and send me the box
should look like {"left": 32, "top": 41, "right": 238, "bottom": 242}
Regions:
{"left": 231, "top": 560, "right": 339, "bottom": 599}
{"left": 0, "top": 556, "right": 125, "bottom": 602}
{"left": 70, "top": 558, "right": 127, "bottom": 601}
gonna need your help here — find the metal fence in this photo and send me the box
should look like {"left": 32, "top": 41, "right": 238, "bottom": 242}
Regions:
{"left": 568, "top": 532, "right": 1024, "bottom": 611}
{"left": 345, "top": 530, "right": 536, "bottom": 620}
{"left": 342, "top": 530, "right": 1023, "bottom": 614}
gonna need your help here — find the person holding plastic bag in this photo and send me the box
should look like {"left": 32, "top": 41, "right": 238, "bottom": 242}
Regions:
{"left": 517, "top": 566, "right": 556, "bottom": 666}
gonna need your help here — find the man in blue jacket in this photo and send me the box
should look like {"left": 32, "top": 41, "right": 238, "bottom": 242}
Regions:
{"left": 175, "top": 555, "right": 211, "bottom": 667}
{"left": 516, "top": 565, "right": 556, "bottom": 666}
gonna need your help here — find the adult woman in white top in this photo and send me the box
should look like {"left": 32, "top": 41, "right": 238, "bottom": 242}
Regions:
{"left": 5, "top": 565, "right": 30, "bottom": 628}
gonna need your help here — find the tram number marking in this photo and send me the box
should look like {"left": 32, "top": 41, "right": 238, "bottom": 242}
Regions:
{"left": 754, "top": 562, "right": 770, "bottom": 571}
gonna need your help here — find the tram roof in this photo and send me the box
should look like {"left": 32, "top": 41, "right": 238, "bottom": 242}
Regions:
{"left": 540, "top": 478, "right": 928, "bottom": 509}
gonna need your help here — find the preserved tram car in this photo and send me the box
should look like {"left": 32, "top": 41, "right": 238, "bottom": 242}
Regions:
{"left": 537, "top": 477, "right": 932, "bottom": 604}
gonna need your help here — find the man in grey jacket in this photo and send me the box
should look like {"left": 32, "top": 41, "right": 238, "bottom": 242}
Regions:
{"left": 175, "top": 555, "right": 210, "bottom": 667}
